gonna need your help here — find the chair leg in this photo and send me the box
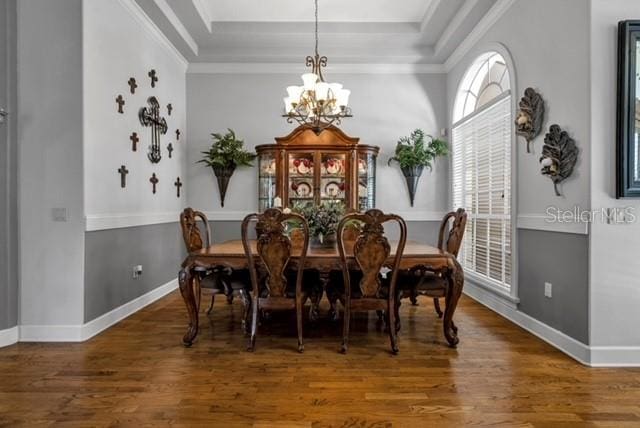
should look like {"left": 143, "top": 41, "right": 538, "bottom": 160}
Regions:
{"left": 206, "top": 293, "right": 215, "bottom": 315}
{"left": 388, "top": 300, "right": 399, "bottom": 355}
{"left": 341, "top": 303, "right": 350, "bottom": 354}
{"left": 194, "top": 277, "right": 202, "bottom": 313}
{"left": 296, "top": 296, "right": 304, "bottom": 353}
{"left": 394, "top": 291, "right": 402, "bottom": 333}
{"left": 247, "top": 295, "right": 259, "bottom": 352}
{"left": 239, "top": 289, "right": 251, "bottom": 335}
{"left": 410, "top": 285, "right": 419, "bottom": 306}
{"left": 434, "top": 298, "right": 443, "bottom": 318}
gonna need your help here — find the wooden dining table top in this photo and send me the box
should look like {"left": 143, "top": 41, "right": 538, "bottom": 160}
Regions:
{"left": 185, "top": 239, "right": 454, "bottom": 272}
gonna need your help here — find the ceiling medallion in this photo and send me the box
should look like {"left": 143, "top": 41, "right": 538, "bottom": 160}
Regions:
{"left": 282, "top": 0, "right": 352, "bottom": 133}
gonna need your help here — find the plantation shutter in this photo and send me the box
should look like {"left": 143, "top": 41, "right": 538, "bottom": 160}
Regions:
{"left": 452, "top": 93, "right": 511, "bottom": 291}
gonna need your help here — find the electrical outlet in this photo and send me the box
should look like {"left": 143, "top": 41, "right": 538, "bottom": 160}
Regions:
{"left": 52, "top": 207, "right": 68, "bottom": 222}
{"left": 544, "top": 282, "right": 552, "bottom": 298}
{"left": 133, "top": 265, "right": 143, "bottom": 279}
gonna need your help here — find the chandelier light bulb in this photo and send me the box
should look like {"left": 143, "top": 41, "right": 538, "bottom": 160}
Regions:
{"left": 301, "top": 73, "right": 318, "bottom": 90}
{"left": 287, "top": 86, "right": 304, "bottom": 102}
{"left": 336, "top": 89, "right": 350, "bottom": 107}
{"left": 315, "top": 82, "right": 330, "bottom": 102}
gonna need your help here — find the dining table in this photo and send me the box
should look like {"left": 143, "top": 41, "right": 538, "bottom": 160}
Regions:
{"left": 179, "top": 239, "right": 464, "bottom": 348}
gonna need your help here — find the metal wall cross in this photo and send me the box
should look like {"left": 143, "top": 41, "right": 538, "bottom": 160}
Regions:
{"left": 139, "top": 96, "right": 167, "bottom": 164}
{"left": 150, "top": 173, "right": 159, "bottom": 194}
{"left": 174, "top": 177, "right": 182, "bottom": 197}
{"left": 118, "top": 165, "right": 129, "bottom": 188}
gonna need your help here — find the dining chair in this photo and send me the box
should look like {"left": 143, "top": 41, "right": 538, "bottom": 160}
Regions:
{"left": 180, "top": 208, "right": 251, "bottom": 323}
{"left": 397, "top": 208, "right": 467, "bottom": 326}
{"left": 241, "top": 208, "right": 310, "bottom": 353}
{"left": 336, "top": 209, "right": 407, "bottom": 355}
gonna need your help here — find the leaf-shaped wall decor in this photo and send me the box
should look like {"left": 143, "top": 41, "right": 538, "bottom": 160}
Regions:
{"left": 515, "top": 88, "right": 545, "bottom": 153}
{"left": 539, "top": 124, "right": 578, "bottom": 197}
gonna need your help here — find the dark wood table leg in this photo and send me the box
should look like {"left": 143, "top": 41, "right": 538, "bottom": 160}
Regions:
{"left": 443, "top": 257, "right": 464, "bottom": 348}
{"left": 309, "top": 272, "right": 325, "bottom": 322}
{"left": 321, "top": 271, "right": 340, "bottom": 322}
{"left": 179, "top": 267, "right": 199, "bottom": 347}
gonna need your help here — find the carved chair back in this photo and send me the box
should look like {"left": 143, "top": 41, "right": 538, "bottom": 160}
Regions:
{"left": 180, "top": 208, "right": 211, "bottom": 253}
{"left": 337, "top": 209, "right": 407, "bottom": 300}
{"left": 437, "top": 208, "right": 467, "bottom": 257}
{"left": 241, "top": 209, "right": 309, "bottom": 299}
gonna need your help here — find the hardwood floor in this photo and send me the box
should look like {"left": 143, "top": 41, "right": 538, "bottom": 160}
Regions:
{"left": 1, "top": 292, "right": 640, "bottom": 427}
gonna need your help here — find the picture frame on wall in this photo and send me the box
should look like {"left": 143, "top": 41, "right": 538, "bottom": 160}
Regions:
{"left": 616, "top": 20, "right": 640, "bottom": 198}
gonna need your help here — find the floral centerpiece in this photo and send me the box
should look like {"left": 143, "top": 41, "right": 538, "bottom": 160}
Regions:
{"left": 291, "top": 201, "right": 345, "bottom": 247}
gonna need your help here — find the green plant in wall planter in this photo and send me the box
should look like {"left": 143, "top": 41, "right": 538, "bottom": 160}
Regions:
{"left": 388, "top": 129, "right": 448, "bottom": 207}
{"left": 198, "top": 129, "right": 256, "bottom": 207}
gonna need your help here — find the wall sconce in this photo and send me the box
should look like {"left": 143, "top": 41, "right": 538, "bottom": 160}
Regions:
{"left": 515, "top": 88, "right": 545, "bottom": 153}
{"left": 539, "top": 124, "right": 578, "bottom": 196}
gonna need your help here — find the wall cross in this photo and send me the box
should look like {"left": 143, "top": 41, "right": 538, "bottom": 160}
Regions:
{"left": 148, "top": 69, "right": 158, "bottom": 88}
{"left": 167, "top": 143, "right": 173, "bottom": 158}
{"left": 116, "top": 95, "right": 125, "bottom": 113}
{"left": 118, "top": 165, "right": 129, "bottom": 188}
{"left": 130, "top": 132, "right": 139, "bottom": 152}
{"left": 174, "top": 177, "right": 182, "bottom": 197}
{"left": 128, "top": 77, "right": 137, "bottom": 94}
{"left": 139, "top": 96, "right": 167, "bottom": 164}
{"left": 150, "top": 173, "right": 159, "bottom": 194}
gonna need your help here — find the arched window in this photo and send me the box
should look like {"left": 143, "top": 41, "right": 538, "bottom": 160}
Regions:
{"left": 452, "top": 51, "right": 512, "bottom": 292}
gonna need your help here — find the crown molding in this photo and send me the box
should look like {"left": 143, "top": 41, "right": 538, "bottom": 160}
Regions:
{"left": 191, "top": 0, "right": 212, "bottom": 33}
{"left": 153, "top": 0, "right": 199, "bottom": 56}
{"left": 117, "top": 0, "right": 188, "bottom": 69}
{"left": 434, "top": 0, "right": 475, "bottom": 56}
{"left": 420, "top": 0, "right": 442, "bottom": 33}
{"left": 444, "top": 0, "right": 516, "bottom": 72}
{"left": 187, "top": 62, "right": 446, "bottom": 74}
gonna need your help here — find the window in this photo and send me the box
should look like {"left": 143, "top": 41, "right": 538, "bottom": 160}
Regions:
{"left": 452, "top": 52, "right": 512, "bottom": 292}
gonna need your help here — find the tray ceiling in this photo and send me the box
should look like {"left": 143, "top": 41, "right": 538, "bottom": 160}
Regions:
{"left": 134, "top": 0, "right": 503, "bottom": 65}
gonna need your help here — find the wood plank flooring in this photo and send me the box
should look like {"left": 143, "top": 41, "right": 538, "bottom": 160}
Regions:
{"left": 1, "top": 292, "right": 640, "bottom": 427}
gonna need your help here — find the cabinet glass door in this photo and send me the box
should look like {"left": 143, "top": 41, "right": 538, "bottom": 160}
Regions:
{"left": 320, "top": 152, "right": 347, "bottom": 206}
{"left": 258, "top": 151, "right": 277, "bottom": 212}
{"left": 358, "top": 152, "right": 376, "bottom": 211}
{"left": 287, "top": 152, "right": 315, "bottom": 209}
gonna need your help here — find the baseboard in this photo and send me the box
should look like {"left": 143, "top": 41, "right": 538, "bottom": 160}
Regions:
{"left": 81, "top": 278, "right": 178, "bottom": 340}
{"left": 463, "top": 281, "right": 591, "bottom": 365}
{"left": 0, "top": 326, "right": 19, "bottom": 348}
{"left": 589, "top": 347, "right": 640, "bottom": 367}
{"left": 19, "top": 279, "right": 178, "bottom": 343}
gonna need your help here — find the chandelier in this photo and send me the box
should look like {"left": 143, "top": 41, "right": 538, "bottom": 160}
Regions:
{"left": 282, "top": 0, "right": 352, "bottom": 132}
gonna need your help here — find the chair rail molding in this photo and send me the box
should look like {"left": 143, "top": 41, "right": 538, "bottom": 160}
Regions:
{"left": 517, "top": 213, "right": 589, "bottom": 235}
{"left": 85, "top": 212, "right": 182, "bottom": 231}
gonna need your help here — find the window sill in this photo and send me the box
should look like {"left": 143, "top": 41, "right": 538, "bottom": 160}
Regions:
{"left": 463, "top": 271, "right": 520, "bottom": 308}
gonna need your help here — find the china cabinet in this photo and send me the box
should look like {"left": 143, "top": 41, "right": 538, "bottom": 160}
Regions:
{"left": 256, "top": 125, "right": 379, "bottom": 212}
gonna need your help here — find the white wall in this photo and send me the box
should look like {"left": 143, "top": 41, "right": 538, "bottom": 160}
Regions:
{"left": 186, "top": 71, "right": 449, "bottom": 218}
{"left": 590, "top": 0, "right": 640, "bottom": 349}
{"left": 446, "top": 0, "right": 591, "bottom": 218}
{"left": 83, "top": 0, "right": 187, "bottom": 226}
{"left": 18, "top": 0, "right": 85, "bottom": 326}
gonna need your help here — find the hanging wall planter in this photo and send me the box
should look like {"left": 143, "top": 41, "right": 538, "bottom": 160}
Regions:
{"left": 400, "top": 166, "right": 424, "bottom": 207}
{"left": 211, "top": 165, "right": 235, "bottom": 208}
{"left": 388, "top": 129, "right": 448, "bottom": 207}
{"left": 198, "top": 129, "right": 256, "bottom": 208}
